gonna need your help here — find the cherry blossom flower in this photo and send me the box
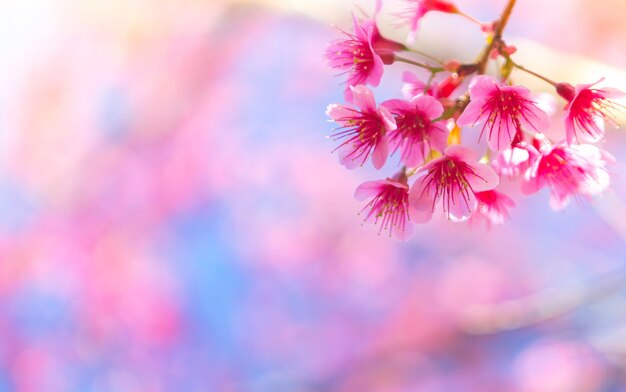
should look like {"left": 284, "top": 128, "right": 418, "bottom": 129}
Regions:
{"left": 470, "top": 190, "right": 516, "bottom": 226}
{"left": 521, "top": 135, "right": 614, "bottom": 210}
{"left": 401, "top": 71, "right": 463, "bottom": 100}
{"left": 492, "top": 141, "right": 540, "bottom": 178}
{"left": 355, "top": 171, "right": 413, "bottom": 240}
{"left": 382, "top": 95, "right": 447, "bottom": 167}
{"left": 556, "top": 79, "right": 625, "bottom": 145}
{"left": 457, "top": 75, "right": 550, "bottom": 151}
{"left": 326, "top": 14, "right": 404, "bottom": 101}
{"left": 409, "top": 145, "right": 499, "bottom": 222}
{"left": 326, "top": 85, "right": 396, "bottom": 169}
{"left": 436, "top": 73, "right": 464, "bottom": 99}
{"left": 401, "top": 71, "right": 431, "bottom": 100}
{"left": 396, "top": 0, "right": 459, "bottom": 42}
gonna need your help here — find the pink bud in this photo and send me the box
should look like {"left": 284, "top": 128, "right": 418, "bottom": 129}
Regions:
{"left": 481, "top": 21, "right": 495, "bottom": 33}
{"left": 556, "top": 82, "right": 576, "bottom": 102}
{"left": 503, "top": 44, "right": 517, "bottom": 55}
{"left": 443, "top": 59, "right": 461, "bottom": 72}
{"left": 437, "top": 73, "right": 463, "bottom": 98}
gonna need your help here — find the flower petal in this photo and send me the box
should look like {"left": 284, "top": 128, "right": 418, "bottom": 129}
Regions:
{"left": 487, "top": 117, "right": 516, "bottom": 151}
{"left": 468, "top": 75, "right": 499, "bottom": 100}
{"left": 326, "top": 104, "right": 355, "bottom": 124}
{"left": 354, "top": 180, "right": 385, "bottom": 200}
{"left": 520, "top": 160, "right": 542, "bottom": 195}
{"left": 392, "top": 221, "right": 415, "bottom": 241}
{"left": 350, "top": 85, "right": 377, "bottom": 112}
{"left": 402, "top": 141, "right": 427, "bottom": 167}
{"left": 371, "top": 136, "right": 389, "bottom": 169}
{"left": 466, "top": 163, "right": 499, "bottom": 192}
{"left": 444, "top": 144, "right": 477, "bottom": 162}
{"left": 447, "top": 184, "right": 476, "bottom": 220}
{"left": 456, "top": 100, "right": 486, "bottom": 127}
{"left": 338, "top": 144, "right": 362, "bottom": 169}
{"left": 409, "top": 176, "right": 434, "bottom": 223}
{"left": 381, "top": 98, "right": 411, "bottom": 112}
{"left": 413, "top": 94, "right": 444, "bottom": 119}
{"left": 378, "top": 104, "right": 398, "bottom": 131}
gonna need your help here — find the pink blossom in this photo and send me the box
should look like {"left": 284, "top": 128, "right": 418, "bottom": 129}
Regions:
{"left": 457, "top": 75, "right": 550, "bottom": 151}
{"left": 396, "top": 0, "right": 459, "bottom": 42}
{"left": 470, "top": 190, "right": 516, "bottom": 226}
{"left": 556, "top": 79, "right": 625, "bottom": 145}
{"left": 355, "top": 172, "right": 413, "bottom": 240}
{"left": 382, "top": 95, "right": 447, "bottom": 167}
{"left": 401, "top": 71, "right": 430, "bottom": 100}
{"left": 521, "top": 136, "right": 614, "bottom": 210}
{"left": 409, "top": 145, "right": 499, "bottom": 222}
{"left": 325, "top": 14, "right": 404, "bottom": 101}
{"left": 326, "top": 85, "right": 396, "bottom": 169}
{"left": 401, "top": 71, "right": 465, "bottom": 102}
{"left": 492, "top": 141, "right": 540, "bottom": 178}
{"left": 436, "top": 73, "right": 464, "bottom": 99}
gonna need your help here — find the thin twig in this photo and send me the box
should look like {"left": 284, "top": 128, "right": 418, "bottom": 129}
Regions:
{"left": 476, "top": 0, "right": 517, "bottom": 74}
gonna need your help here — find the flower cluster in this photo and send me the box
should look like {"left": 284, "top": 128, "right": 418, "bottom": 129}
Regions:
{"left": 325, "top": 0, "right": 623, "bottom": 239}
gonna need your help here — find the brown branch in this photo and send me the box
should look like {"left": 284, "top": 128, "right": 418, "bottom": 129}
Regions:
{"left": 476, "top": 0, "right": 517, "bottom": 74}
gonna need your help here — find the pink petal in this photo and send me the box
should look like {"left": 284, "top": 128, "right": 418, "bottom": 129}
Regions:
{"left": 519, "top": 103, "right": 550, "bottom": 133}
{"left": 466, "top": 163, "right": 499, "bottom": 192}
{"left": 371, "top": 136, "right": 389, "bottom": 169}
{"left": 574, "top": 78, "right": 603, "bottom": 96}
{"left": 350, "top": 85, "right": 377, "bottom": 112}
{"left": 378, "top": 104, "right": 398, "bottom": 131}
{"left": 468, "top": 75, "right": 499, "bottom": 101}
{"left": 580, "top": 169, "right": 610, "bottom": 196}
{"left": 598, "top": 87, "right": 626, "bottom": 99}
{"left": 505, "top": 146, "right": 530, "bottom": 166}
{"left": 520, "top": 160, "right": 542, "bottom": 195}
{"left": 564, "top": 113, "right": 577, "bottom": 145}
{"left": 393, "top": 221, "right": 415, "bottom": 241}
{"left": 447, "top": 185, "right": 476, "bottom": 220}
{"left": 325, "top": 104, "right": 354, "bottom": 123}
{"left": 338, "top": 144, "right": 361, "bottom": 170}
{"left": 401, "top": 71, "right": 426, "bottom": 99}
{"left": 444, "top": 144, "right": 477, "bottom": 162}
{"left": 366, "top": 54, "right": 385, "bottom": 87}
{"left": 402, "top": 71, "right": 423, "bottom": 85}
{"left": 581, "top": 115, "right": 606, "bottom": 143}
{"left": 429, "top": 124, "right": 448, "bottom": 152}
{"left": 366, "top": 33, "right": 385, "bottom": 87}
{"left": 417, "top": 155, "right": 446, "bottom": 174}
{"left": 381, "top": 98, "right": 412, "bottom": 112}
{"left": 600, "top": 149, "right": 616, "bottom": 164}
{"left": 487, "top": 117, "right": 516, "bottom": 151}
{"left": 354, "top": 180, "right": 385, "bottom": 200}
{"left": 549, "top": 194, "right": 570, "bottom": 211}
{"left": 456, "top": 99, "right": 487, "bottom": 127}
{"left": 413, "top": 94, "right": 444, "bottom": 119}
{"left": 402, "top": 141, "right": 427, "bottom": 167}
{"left": 409, "top": 177, "right": 434, "bottom": 223}
{"left": 375, "top": 0, "right": 383, "bottom": 14}
{"left": 351, "top": 13, "right": 368, "bottom": 41}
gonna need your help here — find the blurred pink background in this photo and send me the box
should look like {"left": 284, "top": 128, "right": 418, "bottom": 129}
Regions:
{"left": 0, "top": 0, "right": 625, "bottom": 390}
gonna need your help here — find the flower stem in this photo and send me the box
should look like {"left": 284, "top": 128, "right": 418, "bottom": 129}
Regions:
{"left": 511, "top": 61, "right": 558, "bottom": 87}
{"left": 457, "top": 10, "right": 483, "bottom": 26}
{"left": 476, "top": 0, "right": 517, "bottom": 74}
{"left": 407, "top": 49, "right": 444, "bottom": 66}
{"left": 394, "top": 56, "right": 444, "bottom": 73}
